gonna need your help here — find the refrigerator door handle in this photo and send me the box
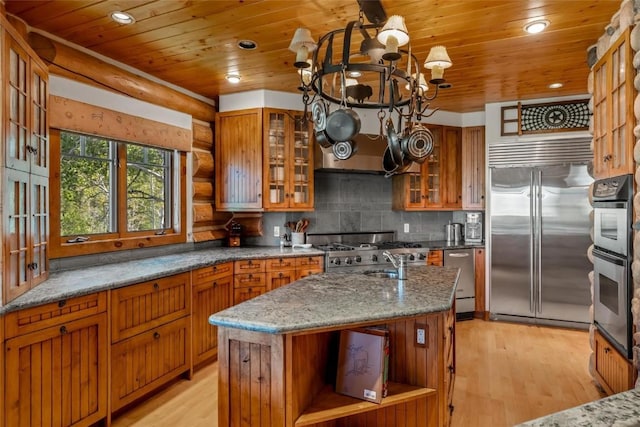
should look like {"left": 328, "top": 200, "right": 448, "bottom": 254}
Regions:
{"left": 537, "top": 169, "right": 543, "bottom": 313}
{"left": 530, "top": 169, "right": 535, "bottom": 313}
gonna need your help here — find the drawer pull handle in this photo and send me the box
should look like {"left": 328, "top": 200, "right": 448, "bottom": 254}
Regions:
{"left": 58, "top": 300, "right": 67, "bottom": 308}
{"left": 154, "top": 332, "right": 160, "bottom": 339}
{"left": 60, "top": 326, "right": 68, "bottom": 335}
{"left": 153, "top": 283, "right": 160, "bottom": 290}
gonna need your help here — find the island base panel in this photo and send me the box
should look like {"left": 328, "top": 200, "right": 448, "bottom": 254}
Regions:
{"left": 218, "top": 309, "right": 453, "bottom": 427}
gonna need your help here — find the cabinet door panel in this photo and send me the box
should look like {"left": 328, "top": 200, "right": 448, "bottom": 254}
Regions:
{"left": 111, "top": 317, "right": 190, "bottom": 411}
{"left": 5, "top": 35, "right": 30, "bottom": 172}
{"left": 267, "top": 270, "right": 295, "bottom": 291}
{"left": 461, "top": 126, "right": 485, "bottom": 209}
{"left": 29, "top": 173, "right": 48, "bottom": 287}
{"left": 5, "top": 314, "right": 107, "bottom": 427}
{"left": 4, "top": 169, "right": 30, "bottom": 302}
{"left": 30, "top": 60, "right": 48, "bottom": 177}
{"left": 215, "top": 109, "right": 263, "bottom": 210}
{"left": 193, "top": 274, "right": 232, "bottom": 365}
{"left": 442, "top": 127, "right": 462, "bottom": 208}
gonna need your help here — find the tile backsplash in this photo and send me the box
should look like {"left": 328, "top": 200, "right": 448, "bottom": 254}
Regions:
{"left": 246, "top": 172, "right": 474, "bottom": 246}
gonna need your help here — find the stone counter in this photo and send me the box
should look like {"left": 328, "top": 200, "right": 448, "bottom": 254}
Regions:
{"left": 208, "top": 265, "right": 459, "bottom": 334}
{"left": 1, "top": 246, "right": 323, "bottom": 314}
{"left": 517, "top": 388, "right": 640, "bottom": 426}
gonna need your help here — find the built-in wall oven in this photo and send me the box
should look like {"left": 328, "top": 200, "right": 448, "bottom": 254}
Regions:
{"left": 592, "top": 174, "right": 633, "bottom": 358}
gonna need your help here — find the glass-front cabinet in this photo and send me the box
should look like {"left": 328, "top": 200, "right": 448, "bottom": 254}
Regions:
{"left": 263, "top": 109, "right": 314, "bottom": 211}
{"left": 593, "top": 27, "right": 635, "bottom": 179}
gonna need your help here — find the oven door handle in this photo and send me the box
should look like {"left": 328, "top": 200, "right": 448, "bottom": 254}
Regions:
{"left": 593, "top": 249, "right": 625, "bottom": 265}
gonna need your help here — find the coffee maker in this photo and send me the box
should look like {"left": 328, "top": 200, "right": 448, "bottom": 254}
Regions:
{"left": 464, "top": 212, "right": 483, "bottom": 243}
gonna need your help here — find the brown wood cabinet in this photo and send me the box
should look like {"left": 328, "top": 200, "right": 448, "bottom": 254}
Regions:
{"left": 4, "top": 293, "right": 108, "bottom": 427}
{"left": 593, "top": 28, "right": 635, "bottom": 179}
{"left": 593, "top": 329, "right": 636, "bottom": 395}
{"left": 215, "top": 109, "right": 264, "bottom": 211}
{"left": 392, "top": 125, "right": 461, "bottom": 210}
{"left": 192, "top": 263, "right": 233, "bottom": 366}
{"left": 2, "top": 20, "right": 50, "bottom": 304}
{"left": 474, "top": 248, "right": 486, "bottom": 318}
{"left": 263, "top": 108, "right": 314, "bottom": 211}
{"left": 295, "top": 255, "right": 324, "bottom": 280}
{"left": 427, "top": 250, "right": 444, "bottom": 266}
{"left": 110, "top": 272, "right": 191, "bottom": 411}
{"left": 461, "top": 126, "right": 485, "bottom": 210}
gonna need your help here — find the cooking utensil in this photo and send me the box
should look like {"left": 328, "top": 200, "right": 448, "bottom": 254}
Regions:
{"left": 403, "top": 125, "right": 434, "bottom": 163}
{"left": 325, "top": 108, "right": 361, "bottom": 142}
{"left": 311, "top": 99, "right": 327, "bottom": 132}
{"left": 332, "top": 140, "right": 356, "bottom": 160}
{"left": 385, "top": 118, "right": 403, "bottom": 166}
{"left": 314, "top": 128, "right": 335, "bottom": 148}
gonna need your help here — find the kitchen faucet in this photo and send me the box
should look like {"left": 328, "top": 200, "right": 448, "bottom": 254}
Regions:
{"left": 382, "top": 251, "right": 408, "bottom": 280}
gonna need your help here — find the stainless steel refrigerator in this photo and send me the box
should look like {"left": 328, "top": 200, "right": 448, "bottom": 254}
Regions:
{"left": 489, "top": 139, "right": 594, "bottom": 326}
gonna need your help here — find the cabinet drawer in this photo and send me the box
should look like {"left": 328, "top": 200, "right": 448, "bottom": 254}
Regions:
{"left": 296, "top": 268, "right": 323, "bottom": 280}
{"left": 111, "top": 272, "right": 191, "bottom": 343}
{"left": 5, "top": 292, "right": 107, "bottom": 339}
{"left": 267, "top": 270, "right": 296, "bottom": 291}
{"left": 234, "top": 286, "right": 266, "bottom": 304}
{"left": 234, "top": 259, "right": 266, "bottom": 274}
{"left": 234, "top": 273, "right": 266, "bottom": 288}
{"left": 265, "top": 257, "right": 296, "bottom": 271}
{"left": 192, "top": 262, "right": 233, "bottom": 284}
{"left": 295, "top": 256, "right": 324, "bottom": 269}
{"left": 111, "top": 316, "right": 190, "bottom": 411}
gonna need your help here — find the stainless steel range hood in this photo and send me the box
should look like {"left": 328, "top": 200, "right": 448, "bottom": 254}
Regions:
{"left": 314, "top": 134, "right": 389, "bottom": 174}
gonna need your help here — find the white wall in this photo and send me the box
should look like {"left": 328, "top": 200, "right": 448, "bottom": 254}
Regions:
{"left": 219, "top": 89, "right": 486, "bottom": 131}
{"left": 49, "top": 75, "right": 193, "bottom": 130}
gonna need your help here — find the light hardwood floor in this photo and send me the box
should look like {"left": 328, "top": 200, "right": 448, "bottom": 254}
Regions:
{"left": 112, "top": 320, "right": 606, "bottom": 427}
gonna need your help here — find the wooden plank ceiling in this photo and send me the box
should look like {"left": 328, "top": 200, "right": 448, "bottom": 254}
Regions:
{"left": 5, "top": 0, "right": 622, "bottom": 113}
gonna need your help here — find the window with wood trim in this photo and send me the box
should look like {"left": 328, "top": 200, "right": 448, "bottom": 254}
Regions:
{"left": 50, "top": 129, "right": 187, "bottom": 258}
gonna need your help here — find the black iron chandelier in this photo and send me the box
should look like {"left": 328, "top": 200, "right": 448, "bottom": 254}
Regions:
{"left": 288, "top": 0, "right": 452, "bottom": 176}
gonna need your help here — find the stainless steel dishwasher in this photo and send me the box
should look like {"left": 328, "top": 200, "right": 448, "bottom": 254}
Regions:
{"left": 443, "top": 248, "right": 475, "bottom": 319}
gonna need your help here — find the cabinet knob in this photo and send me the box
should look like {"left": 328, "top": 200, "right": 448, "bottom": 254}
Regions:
{"left": 449, "top": 404, "right": 455, "bottom": 415}
{"left": 154, "top": 332, "right": 161, "bottom": 339}
{"left": 248, "top": 287, "right": 252, "bottom": 292}
{"left": 278, "top": 272, "right": 283, "bottom": 278}
{"left": 58, "top": 300, "right": 67, "bottom": 308}
{"left": 60, "top": 326, "right": 68, "bottom": 335}
{"left": 153, "top": 283, "right": 160, "bottom": 290}
{"left": 603, "top": 154, "right": 612, "bottom": 162}
{"left": 604, "top": 347, "right": 610, "bottom": 354}
{"left": 212, "top": 281, "right": 218, "bottom": 288}
{"left": 448, "top": 365, "right": 454, "bottom": 373}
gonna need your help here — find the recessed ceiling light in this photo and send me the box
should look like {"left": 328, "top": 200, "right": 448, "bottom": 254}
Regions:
{"left": 524, "top": 20, "right": 549, "bottom": 34}
{"left": 225, "top": 74, "right": 241, "bottom": 84}
{"left": 237, "top": 40, "right": 258, "bottom": 50}
{"left": 549, "top": 82, "right": 563, "bottom": 89}
{"left": 110, "top": 11, "right": 135, "bottom": 24}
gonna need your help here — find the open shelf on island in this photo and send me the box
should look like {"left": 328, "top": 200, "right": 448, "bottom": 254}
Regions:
{"left": 295, "top": 382, "right": 436, "bottom": 426}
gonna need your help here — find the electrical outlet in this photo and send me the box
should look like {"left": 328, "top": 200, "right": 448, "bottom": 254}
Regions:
{"left": 273, "top": 226, "right": 280, "bottom": 237}
{"left": 404, "top": 223, "right": 410, "bottom": 233}
{"left": 416, "top": 328, "right": 425, "bottom": 345}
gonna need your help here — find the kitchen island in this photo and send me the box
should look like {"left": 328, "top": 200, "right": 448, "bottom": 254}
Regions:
{"left": 209, "top": 265, "right": 459, "bottom": 427}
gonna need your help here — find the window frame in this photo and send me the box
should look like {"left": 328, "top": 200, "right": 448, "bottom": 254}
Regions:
{"left": 50, "top": 128, "right": 187, "bottom": 258}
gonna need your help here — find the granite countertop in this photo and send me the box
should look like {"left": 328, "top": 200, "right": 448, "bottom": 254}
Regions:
{"left": 421, "top": 240, "right": 485, "bottom": 250}
{"left": 1, "top": 246, "right": 324, "bottom": 314}
{"left": 208, "top": 265, "right": 459, "bottom": 334}
{"left": 516, "top": 388, "right": 640, "bottom": 427}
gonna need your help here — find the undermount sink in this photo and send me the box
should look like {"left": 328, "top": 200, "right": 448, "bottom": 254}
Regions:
{"left": 364, "top": 270, "right": 399, "bottom": 279}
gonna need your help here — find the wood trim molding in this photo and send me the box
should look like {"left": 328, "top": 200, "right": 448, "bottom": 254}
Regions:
{"left": 50, "top": 95, "right": 192, "bottom": 152}
{"left": 26, "top": 32, "right": 216, "bottom": 122}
